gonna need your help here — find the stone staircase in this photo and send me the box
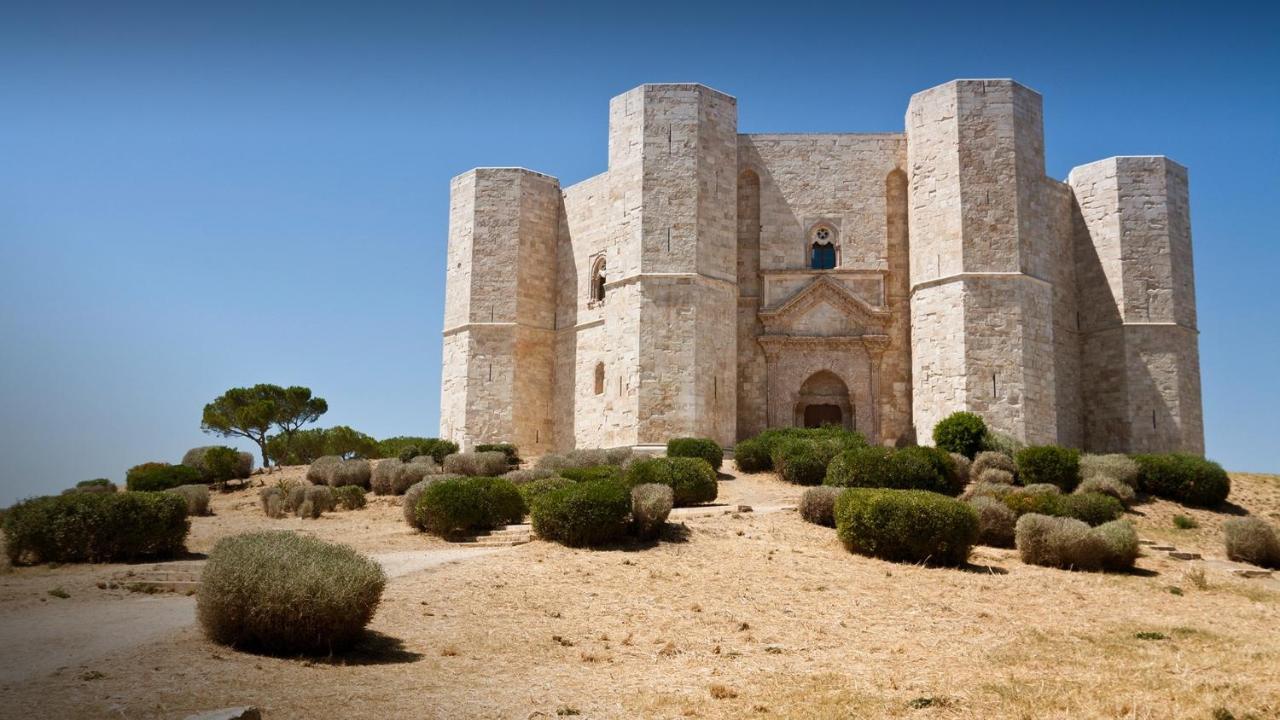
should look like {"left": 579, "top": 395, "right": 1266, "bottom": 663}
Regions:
{"left": 1138, "top": 539, "right": 1274, "bottom": 578}
{"left": 459, "top": 524, "right": 533, "bottom": 547}
{"left": 113, "top": 560, "right": 205, "bottom": 595}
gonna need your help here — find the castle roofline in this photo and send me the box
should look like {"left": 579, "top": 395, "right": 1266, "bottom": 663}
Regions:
{"left": 624, "top": 82, "right": 737, "bottom": 102}
{"left": 910, "top": 77, "right": 1042, "bottom": 100}
{"left": 1067, "top": 155, "right": 1187, "bottom": 176}
{"left": 450, "top": 167, "right": 561, "bottom": 184}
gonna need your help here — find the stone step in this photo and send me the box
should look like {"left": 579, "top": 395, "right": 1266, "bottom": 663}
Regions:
{"left": 1231, "top": 569, "right": 1273, "bottom": 579}
{"left": 134, "top": 571, "right": 201, "bottom": 582}
{"left": 1169, "top": 551, "right": 1202, "bottom": 561}
{"left": 1149, "top": 545, "right": 1176, "bottom": 552}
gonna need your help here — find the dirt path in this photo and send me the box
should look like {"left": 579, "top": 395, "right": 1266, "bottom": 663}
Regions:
{"left": 0, "top": 547, "right": 502, "bottom": 687}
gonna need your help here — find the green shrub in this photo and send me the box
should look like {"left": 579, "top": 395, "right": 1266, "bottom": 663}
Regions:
{"left": 1076, "top": 475, "right": 1136, "bottom": 506}
{"left": 631, "top": 483, "right": 673, "bottom": 540}
{"left": 1015, "top": 446, "right": 1081, "bottom": 492}
{"left": 1062, "top": 492, "right": 1125, "bottom": 526}
{"left": 623, "top": 457, "right": 717, "bottom": 506}
{"left": 397, "top": 445, "right": 423, "bottom": 463}
{"left": 1223, "top": 518, "right": 1280, "bottom": 569}
{"left": 932, "top": 412, "right": 988, "bottom": 459}
{"left": 64, "top": 479, "right": 118, "bottom": 495}
{"left": 667, "top": 438, "right": 723, "bottom": 472}
{"left": 401, "top": 475, "right": 459, "bottom": 529}
{"left": 333, "top": 485, "right": 367, "bottom": 511}
{"left": 1172, "top": 514, "right": 1197, "bottom": 530}
{"left": 799, "top": 486, "right": 841, "bottom": 527}
{"left": 476, "top": 443, "right": 522, "bottom": 466}
{"left": 183, "top": 446, "right": 252, "bottom": 484}
{"left": 560, "top": 465, "right": 622, "bottom": 483}
{"left": 733, "top": 438, "right": 771, "bottom": 473}
{"left": 972, "top": 451, "right": 1016, "bottom": 480}
{"left": 899, "top": 446, "right": 962, "bottom": 494}
{"left": 414, "top": 477, "right": 524, "bottom": 539}
{"left": 948, "top": 453, "right": 972, "bottom": 487}
{"left": 824, "top": 447, "right": 954, "bottom": 495}
{"left": 3, "top": 492, "right": 189, "bottom": 565}
{"left": 197, "top": 531, "right": 385, "bottom": 655}
{"left": 1001, "top": 485, "right": 1064, "bottom": 518}
{"left": 530, "top": 480, "right": 631, "bottom": 547}
{"left": 749, "top": 427, "right": 867, "bottom": 473}
{"left": 519, "top": 475, "right": 574, "bottom": 509}
{"left": 771, "top": 437, "right": 856, "bottom": 486}
{"left": 165, "top": 484, "right": 211, "bottom": 516}
{"left": 1133, "top": 454, "right": 1231, "bottom": 507}
{"left": 125, "top": 462, "right": 202, "bottom": 492}
{"left": 442, "top": 451, "right": 510, "bottom": 477}
{"left": 834, "top": 488, "right": 978, "bottom": 566}
{"left": 969, "top": 496, "right": 1017, "bottom": 548}
{"left": 1015, "top": 514, "right": 1138, "bottom": 571}
{"left": 1079, "top": 454, "right": 1140, "bottom": 488}
{"left": 297, "top": 485, "right": 334, "bottom": 519}
{"left": 377, "top": 437, "right": 458, "bottom": 464}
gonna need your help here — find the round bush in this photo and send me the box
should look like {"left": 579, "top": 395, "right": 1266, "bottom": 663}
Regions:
{"left": 183, "top": 446, "right": 253, "bottom": 484}
{"left": 518, "top": 476, "right": 574, "bottom": 509}
{"left": 1223, "top": 518, "right": 1280, "bottom": 569}
{"left": 771, "top": 437, "right": 852, "bottom": 486}
{"left": 932, "top": 411, "right": 988, "bottom": 459}
{"left": 392, "top": 460, "right": 437, "bottom": 495}
{"left": 371, "top": 459, "right": 401, "bottom": 495}
{"left": 297, "top": 485, "right": 334, "bottom": 519}
{"left": 969, "top": 496, "right": 1017, "bottom": 548}
{"left": 1075, "top": 475, "right": 1136, "bottom": 507}
{"left": 1079, "top": 454, "right": 1140, "bottom": 488}
{"left": 401, "top": 475, "right": 458, "bottom": 529}
{"left": 306, "top": 456, "right": 343, "bottom": 485}
{"left": 327, "top": 459, "right": 371, "bottom": 489}
{"left": 898, "top": 446, "right": 962, "bottom": 494}
{"left": 476, "top": 443, "right": 521, "bottom": 466}
{"left": 961, "top": 481, "right": 1019, "bottom": 502}
{"left": 4, "top": 492, "right": 189, "bottom": 565}
{"left": 834, "top": 488, "right": 978, "bottom": 566}
{"left": 1015, "top": 446, "right": 1081, "bottom": 492}
{"left": 505, "top": 467, "right": 556, "bottom": 485}
{"left": 1061, "top": 492, "right": 1125, "bottom": 526}
{"left": 733, "top": 438, "right": 771, "bottom": 473}
{"left": 1133, "top": 453, "right": 1231, "bottom": 507}
{"left": 165, "top": 484, "right": 211, "bottom": 516}
{"left": 666, "top": 437, "right": 723, "bottom": 472}
{"left": 948, "top": 453, "right": 972, "bottom": 487}
{"left": 623, "top": 457, "right": 717, "bottom": 506}
{"left": 333, "top": 485, "right": 367, "bottom": 511}
{"left": 972, "top": 451, "right": 1016, "bottom": 480}
{"left": 126, "top": 462, "right": 202, "bottom": 492}
{"left": 631, "top": 483, "right": 673, "bottom": 540}
{"left": 414, "top": 477, "right": 524, "bottom": 539}
{"left": 259, "top": 486, "right": 286, "bottom": 518}
{"left": 799, "top": 486, "right": 841, "bottom": 527}
{"left": 65, "top": 479, "right": 118, "bottom": 495}
{"left": 824, "top": 447, "right": 954, "bottom": 495}
{"left": 977, "top": 468, "right": 1015, "bottom": 485}
{"left": 197, "top": 531, "right": 385, "bottom": 655}
{"left": 530, "top": 480, "right": 631, "bottom": 547}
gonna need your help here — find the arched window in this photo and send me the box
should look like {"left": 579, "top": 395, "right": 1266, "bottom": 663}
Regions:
{"left": 589, "top": 257, "right": 607, "bottom": 303}
{"left": 809, "top": 225, "right": 838, "bottom": 270}
{"left": 594, "top": 362, "right": 605, "bottom": 395}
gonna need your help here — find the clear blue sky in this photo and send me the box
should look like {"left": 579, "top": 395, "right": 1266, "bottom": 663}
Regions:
{"left": 2, "top": 1, "right": 1277, "bottom": 504}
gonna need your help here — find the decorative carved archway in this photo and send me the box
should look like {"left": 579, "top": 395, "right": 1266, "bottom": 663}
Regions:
{"left": 794, "top": 370, "right": 853, "bottom": 430}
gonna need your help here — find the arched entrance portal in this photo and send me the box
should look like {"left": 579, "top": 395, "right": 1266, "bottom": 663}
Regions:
{"left": 794, "top": 370, "right": 854, "bottom": 431}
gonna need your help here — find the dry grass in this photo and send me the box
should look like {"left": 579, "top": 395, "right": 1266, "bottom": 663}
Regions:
{"left": 1, "top": 468, "right": 1278, "bottom": 719}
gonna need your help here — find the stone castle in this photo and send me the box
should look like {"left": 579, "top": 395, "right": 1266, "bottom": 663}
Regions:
{"left": 440, "top": 79, "right": 1204, "bottom": 456}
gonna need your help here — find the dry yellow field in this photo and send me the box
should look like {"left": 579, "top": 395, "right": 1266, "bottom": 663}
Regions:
{"left": 1, "top": 467, "right": 1278, "bottom": 719}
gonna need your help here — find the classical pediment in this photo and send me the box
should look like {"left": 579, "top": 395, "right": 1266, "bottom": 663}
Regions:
{"left": 758, "top": 275, "right": 890, "bottom": 337}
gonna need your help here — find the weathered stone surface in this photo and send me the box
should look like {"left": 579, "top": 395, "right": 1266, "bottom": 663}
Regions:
{"left": 439, "top": 79, "right": 1204, "bottom": 457}
{"left": 183, "top": 707, "right": 261, "bottom": 720}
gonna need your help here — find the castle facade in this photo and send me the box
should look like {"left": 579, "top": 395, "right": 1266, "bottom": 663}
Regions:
{"left": 440, "top": 79, "right": 1204, "bottom": 455}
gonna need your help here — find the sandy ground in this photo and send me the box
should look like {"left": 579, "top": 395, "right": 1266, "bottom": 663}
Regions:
{"left": 1, "top": 466, "right": 1277, "bottom": 719}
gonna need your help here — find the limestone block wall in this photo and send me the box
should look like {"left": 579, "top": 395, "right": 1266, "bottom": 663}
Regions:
{"left": 907, "top": 79, "right": 1061, "bottom": 446}
{"left": 737, "top": 133, "right": 912, "bottom": 444}
{"left": 1068, "top": 156, "right": 1204, "bottom": 453}
{"left": 439, "top": 168, "right": 560, "bottom": 453}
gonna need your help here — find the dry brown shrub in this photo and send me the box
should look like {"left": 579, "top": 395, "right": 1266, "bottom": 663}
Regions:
{"left": 972, "top": 451, "right": 1016, "bottom": 479}
{"left": 1223, "top": 517, "right": 1280, "bottom": 568}
{"left": 798, "top": 486, "right": 841, "bottom": 527}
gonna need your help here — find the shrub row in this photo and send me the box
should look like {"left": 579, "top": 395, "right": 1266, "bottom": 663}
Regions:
{"left": 1133, "top": 453, "right": 1231, "bottom": 506}
{"left": 306, "top": 456, "right": 372, "bottom": 489}
{"left": 530, "top": 480, "right": 631, "bottom": 548}
{"left": 667, "top": 437, "right": 723, "bottom": 471}
{"left": 442, "top": 451, "right": 510, "bottom": 477}
{"left": 413, "top": 477, "right": 525, "bottom": 539}
{"left": 534, "top": 447, "right": 633, "bottom": 472}
{"left": 126, "top": 462, "right": 202, "bottom": 492}
{"left": 475, "top": 443, "right": 521, "bottom": 466}
{"left": 371, "top": 457, "right": 438, "bottom": 495}
{"left": 623, "top": 457, "right": 717, "bottom": 506}
{"left": 1014, "top": 446, "right": 1081, "bottom": 492}
{"left": 378, "top": 437, "right": 459, "bottom": 464}
{"left": 834, "top": 488, "right": 978, "bottom": 566}
{"left": 4, "top": 492, "right": 189, "bottom": 565}
{"left": 735, "top": 427, "right": 866, "bottom": 474}
{"left": 824, "top": 446, "right": 960, "bottom": 495}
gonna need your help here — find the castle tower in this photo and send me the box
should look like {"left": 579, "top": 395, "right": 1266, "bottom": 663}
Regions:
{"left": 906, "top": 79, "right": 1060, "bottom": 445}
{"left": 607, "top": 84, "right": 739, "bottom": 447}
{"left": 439, "top": 168, "right": 560, "bottom": 453}
{"left": 1068, "top": 157, "right": 1204, "bottom": 454}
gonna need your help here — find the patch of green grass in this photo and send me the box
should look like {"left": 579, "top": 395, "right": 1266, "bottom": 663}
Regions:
{"left": 47, "top": 587, "right": 69, "bottom": 599}
{"left": 1166, "top": 585, "right": 1184, "bottom": 596}
{"left": 1172, "top": 514, "right": 1198, "bottom": 530}
{"left": 1134, "top": 631, "right": 1167, "bottom": 641}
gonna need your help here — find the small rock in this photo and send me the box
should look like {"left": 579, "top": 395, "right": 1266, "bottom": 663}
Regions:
{"left": 1231, "top": 569, "right": 1273, "bottom": 579}
{"left": 183, "top": 708, "right": 261, "bottom": 720}
{"left": 1168, "top": 551, "right": 1201, "bottom": 560}
{"left": 1149, "top": 545, "right": 1176, "bottom": 551}
{"left": 737, "top": 504, "right": 753, "bottom": 513}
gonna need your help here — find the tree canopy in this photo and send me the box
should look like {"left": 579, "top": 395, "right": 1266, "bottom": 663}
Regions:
{"left": 201, "top": 384, "right": 327, "bottom": 467}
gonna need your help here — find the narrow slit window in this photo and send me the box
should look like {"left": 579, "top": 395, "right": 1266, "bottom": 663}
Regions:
{"left": 594, "top": 362, "right": 605, "bottom": 395}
